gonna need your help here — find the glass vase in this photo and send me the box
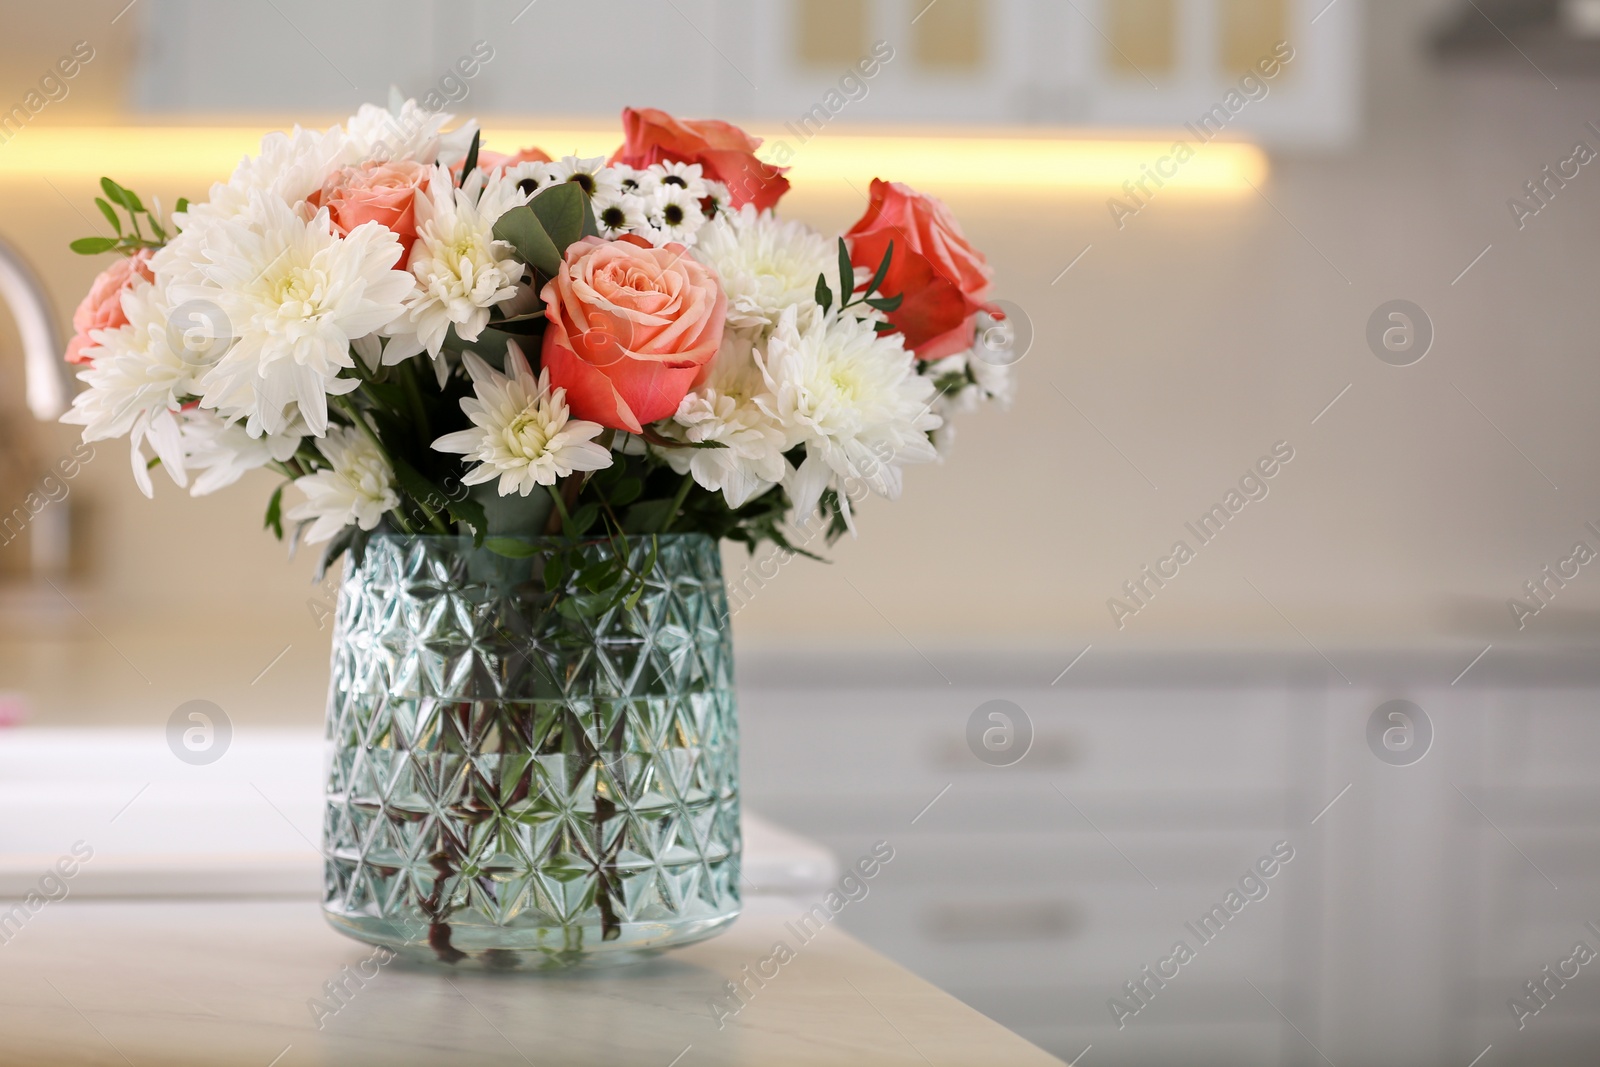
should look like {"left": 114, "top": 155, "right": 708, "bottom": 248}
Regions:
{"left": 320, "top": 532, "right": 740, "bottom": 968}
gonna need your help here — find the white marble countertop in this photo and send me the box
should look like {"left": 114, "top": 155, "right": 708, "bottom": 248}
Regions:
{"left": 0, "top": 729, "right": 838, "bottom": 898}
{"left": 0, "top": 896, "right": 1065, "bottom": 1066}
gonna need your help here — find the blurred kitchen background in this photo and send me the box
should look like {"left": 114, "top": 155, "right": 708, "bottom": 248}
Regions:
{"left": 4, "top": 0, "right": 1600, "bottom": 1063}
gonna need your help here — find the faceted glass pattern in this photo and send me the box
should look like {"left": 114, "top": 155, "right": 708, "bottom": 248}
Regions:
{"left": 321, "top": 533, "right": 740, "bottom": 967}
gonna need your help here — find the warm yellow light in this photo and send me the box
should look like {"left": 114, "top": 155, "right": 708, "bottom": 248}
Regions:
{"left": 0, "top": 126, "right": 1266, "bottom": 195}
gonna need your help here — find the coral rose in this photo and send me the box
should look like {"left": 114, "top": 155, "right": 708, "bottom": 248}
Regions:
{"left": 845, "top": 179, "right": 997, "bottom": 361}
{"left": 474, "top": 145, "right": 552, "bottom": 173}
{"left": 317, "top": 160, "right": 431, "bottom": 263}
{"left": 611, "top": 106, "right": 789, "bottom": 211}
{"left": 65, "top": 249, "right": 154, "bottom": 364}
{"left": 541, "top": 235, "right": 726, "bottom": 433}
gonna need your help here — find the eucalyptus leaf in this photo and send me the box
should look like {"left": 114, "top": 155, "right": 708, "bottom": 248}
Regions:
{"left": 528, "top": 182, "right": 588, "bottom": 253}
{"left": 492, "top": 204, "right": 562, "bottom": 278}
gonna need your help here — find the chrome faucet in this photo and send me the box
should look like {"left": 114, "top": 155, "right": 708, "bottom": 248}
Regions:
{"left": 0, "top": 238, "right": 73, "bottom": 578}
{"left": 0, "top": 238, "right": 69, "bottom": 420}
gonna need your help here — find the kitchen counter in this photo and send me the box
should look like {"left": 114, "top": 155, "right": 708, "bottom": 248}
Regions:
{"left": 0, "top": 895, "right": 1066, "bottom": 1066}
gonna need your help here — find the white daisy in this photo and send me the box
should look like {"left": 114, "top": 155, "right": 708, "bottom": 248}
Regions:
{"left": 648, "top": 161, "right": 710, "bottom": 200}
{"left": 431, "top": 342, "right": 612, "bottom": 496}
{"left": 173, "top": 194, "right": 413, "bottom": 438}
{"left": 693, "top": 204, "right": 835, "bottom": 330}
{"left": 285, "top": 423, "right": 399, "bottom": 543}
{"left": 180, "top": 409, "right": 304, "bottom": 497}
{"left": 592, "top": 190, "right": 650, "bottom": 238}
{"left": 646, "top": 185, "right": 706, "bottom": 246}
{"left": 702, "top": 181, "right": 732, "bottom": 219}
{"left": 60, "top": 278, "right": 204, "bottom": 497}
{"left": 501, "top": 159, "right": 558, "bottom": 199}
{"left": 383, "top": 167, "right": 527, "bottom": 364}
{"left": 546, "top": 156, "right": 621, "bottom": 201}
{"left": 614, "top": 164, "right": 656, "bottom": 198}
{"left": 662, "top": 330, "right": 788, "bottom": 508}
{"left": 757, "top": 307, "right": 941, "bottom": 531}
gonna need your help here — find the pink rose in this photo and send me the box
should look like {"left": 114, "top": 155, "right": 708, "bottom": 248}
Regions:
{"left": 65, "top": 249, "right": 154, "bottom": 364}
{"left": 541, "top": 235, "right": 727, "bottom": 433}
{"left": 845, "top": 179, "right": 996, "bottom": 361}
{"left": 316, "top": 160, "right": 431, "bottom": 263}
{"left": 610, "top": 107, "right": 790, "bottom": 211}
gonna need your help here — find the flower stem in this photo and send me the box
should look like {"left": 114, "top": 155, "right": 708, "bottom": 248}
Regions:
{"left": 545, "top": 482, "right": 574, "bottom": 536}
{"left": 658, "top": 473, "right": 694, "bottom": 534}
{"left": 398, "top": 360, "right": 431, "bottom": 442}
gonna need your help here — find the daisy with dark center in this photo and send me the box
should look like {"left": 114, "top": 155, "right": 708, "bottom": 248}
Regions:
{"left": 648, "top": 184, "right": 705, "bottom": 244}
{"left": 501, "top": 159, "right": 554, "bottom": 201}
{"left": 547, "top": 155, "right": 621, "bottom": 201}
{"left": 649, "top": 160, "right": 709, "bottom": 199}
{"left": 592, "top": 189, "right": 648, "bottom": 238}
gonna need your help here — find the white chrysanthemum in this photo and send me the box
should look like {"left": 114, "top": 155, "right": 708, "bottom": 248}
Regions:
{"left": 174, "top": 194, "right": 413, "bottom": 438}
{"left": 592, "top": 190, "right": 650, "bottom": 238}
{"left": 432, "top": 343, "right": 612, "bottom": 496}
{"left": 383, "top": 167, "right": 526, "bottom": 364}
{"left": 547, "top": 156, "right": 621, "bottom": 201}
{"left": 343, "top": 99, "right": 475, "bottom": 166}
{"left": 157, "top": 125, "right": 347, "bottom": 290}
{"left": 285, "top": 424, "right": 398, "bottom": 543}
{"left": 649, "top": 161, "right": 710, "bottom": 200}
{"left": 60, "top": 278, "right": 207, "bottom": 498}
{"left": 693, "top": 205, "right": 835, "bottom": 330}
{"left": 663, "top": 330, "right": 788, "bottom": 508}
{"left": 757, "top": 307, "right": 941, "bottom": 530}
{"left": 181, "top": 409, "right": 304, "bottom": 496}
{"left": 646, "top": 185, "right": 706, "bottom": 245}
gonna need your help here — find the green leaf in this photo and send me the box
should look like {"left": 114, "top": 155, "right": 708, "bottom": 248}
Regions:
{"left": 864, "top": 239, "right": 894, "bottom": 298}
{"left": 446, "top": 494, "right": 488, "bottom": 544}
{"left": 94, "top": 197, "right": 122, "bottom": 235}
{"left": 865, "top": 293, "right": 903, "bottom": 313}
{"left": 99, "top": 177, "right": 129, "bottom": 210}
{"left": 623, "top": 537, "right": 659, "bottom": 612}
{"left": 69, "top": 237, "right": 118, "bottom": 255}
{"left": 624, "top": 498, "right": 674, "bottom": 532}
{"left": 174, "top": 197, "right": 190, "bottom": 215}
{"left": 571, "top": 501, "right": 599, "bottom": 535}
{"left": 874, "top": 321, "right": 899, "bottom": 332}
{"left": 388, "top": 455, "right": 450, "bottom": 533}
{"left": 492, "top": 204, "right": 563, "bottom": 279}
{"left": 485, "top": 537, "right": 540, "bottom": 559}
{"left": 528, "top": 181, "right": 588, "bottom": 253}
{"left": 815, "top": 273, "right": 832, "bottom": 316}
{"left": 314, "top": 525, "right": 358, "bottom": 583}
{"left": 609, "top": 477, "right": 643, "bottom": 507}
{"left": 264, "top": 484, "right": 285, "bottom": 540}
{"left": 461, "top": 128, "right": 481, "bottom": 180}
{"left": 837, "top": 237, "right": 854, "bottom": 305}
{"left": 101, "top": 177, "right": 144, "bottom": 214}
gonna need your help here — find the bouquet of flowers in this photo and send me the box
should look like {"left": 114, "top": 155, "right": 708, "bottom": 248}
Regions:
{"left": 60, "top": 99, "right": 1012, "bottom": 594}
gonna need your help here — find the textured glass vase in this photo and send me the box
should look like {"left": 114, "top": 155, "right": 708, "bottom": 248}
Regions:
{"left": 320, "top": 532, "right": 740, "bottom": 967}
